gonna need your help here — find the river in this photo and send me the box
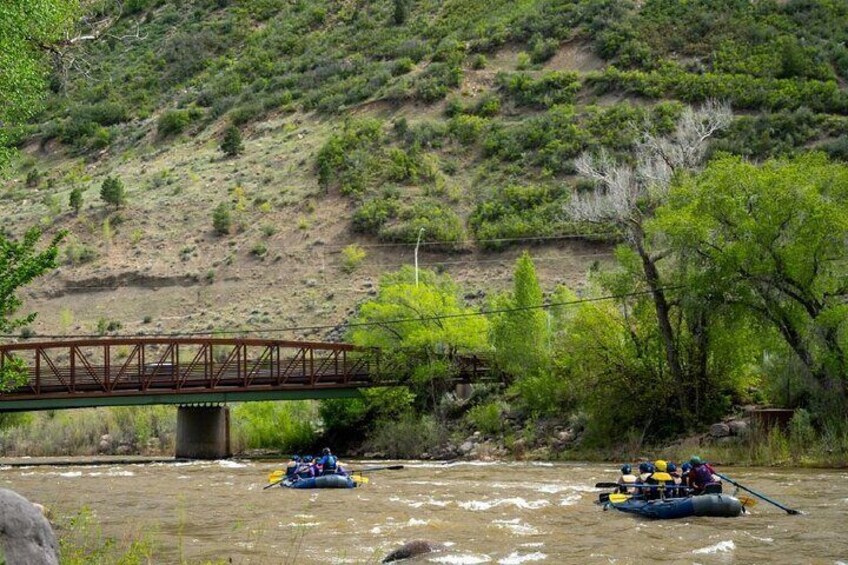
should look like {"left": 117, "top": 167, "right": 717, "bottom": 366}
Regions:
{"left": 1, "top": 460, "right": 846, "bottom": 564}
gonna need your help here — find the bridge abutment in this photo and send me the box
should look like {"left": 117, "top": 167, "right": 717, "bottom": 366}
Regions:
{"left": 175, "top": 406, "right": 231, "bottom": 460}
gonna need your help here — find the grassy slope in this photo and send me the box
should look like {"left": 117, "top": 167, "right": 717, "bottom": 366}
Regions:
{"left": 2, "top": 0, "right": 847, "bottom": 338}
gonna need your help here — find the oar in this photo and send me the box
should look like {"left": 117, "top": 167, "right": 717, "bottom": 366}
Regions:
{"left": 714, "top": 472, "right": 800, "bottom": 515}
{"left": 263, "top": 477, "right": 289, "bottom": 490}
{"left": 348, "top": 465, "right": 404, "bottom": 473}
{"left": 595, "top": 482, "right": 620, "bottom": 489}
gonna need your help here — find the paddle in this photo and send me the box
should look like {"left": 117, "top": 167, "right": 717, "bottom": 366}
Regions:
{"left": 714, "top": 471, "right": 800, "bottom": 515}
{"left": 348, "top": 464, "right": 404, "bottom": 473}
{"left": 595, "top": 482, "right": 621, "bottom": 489}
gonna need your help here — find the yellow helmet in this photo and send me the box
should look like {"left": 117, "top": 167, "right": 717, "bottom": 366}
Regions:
{"left": 654, "top": 460, "right": 668, "bottom": 472}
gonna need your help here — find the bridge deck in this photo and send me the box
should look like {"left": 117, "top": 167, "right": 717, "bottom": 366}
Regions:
{"left": 0, "top": 338, "right": 489, "bottom": 411}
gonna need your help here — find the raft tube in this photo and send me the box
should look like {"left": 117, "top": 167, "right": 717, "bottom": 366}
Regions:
{"left": 286, "top": 474, "right": 356, "bottom": 489}
{"left": 610, "top": 495, "right": 742, "bottom": 519}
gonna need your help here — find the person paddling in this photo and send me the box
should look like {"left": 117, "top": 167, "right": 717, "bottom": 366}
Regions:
{"left": 285, "top": 455, "right": 301, "bottom": 481}
{"left": 617, "top": 464, "right": 638, "bottom": 494}
{"left": 688, "top": 456, "right": 721, "bottom": 495}
{"left": 317, "top": 447, "right": 339, "bottom": 476}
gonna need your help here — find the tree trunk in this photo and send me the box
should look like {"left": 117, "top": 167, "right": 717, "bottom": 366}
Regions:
{"left": 632, "top": 225, "right": 685, "bottom": 385}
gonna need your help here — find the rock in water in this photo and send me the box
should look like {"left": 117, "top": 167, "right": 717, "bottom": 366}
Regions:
{"left": 0, "top": 489, "right": 59, "bottom": 565}
{"left": 382, "top": 540, "right": 442, "bottom": 562}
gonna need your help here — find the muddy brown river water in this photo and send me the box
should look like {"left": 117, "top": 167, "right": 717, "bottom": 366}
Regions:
{"left": 1, "top": 460, "right": 846, "bottom": 564}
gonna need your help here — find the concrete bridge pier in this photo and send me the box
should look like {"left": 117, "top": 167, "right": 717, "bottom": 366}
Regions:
{"left": 175, "top": 406, "right": 232, "bottom": 459}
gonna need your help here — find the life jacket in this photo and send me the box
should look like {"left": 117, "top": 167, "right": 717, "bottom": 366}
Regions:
{"left": 321, "top": 455, "right": 337, "bottom": 474}
{"left": 296, "top": 463, "right": 315, "bottom": 479}
{"left": 690, "top": 465, "right": 715, "bottom": 492}
{"left": 618, "top": 473, "right": 638, "bottom": 493}
{"left": 285, "top": 461, "right": 298, "bottom": 478}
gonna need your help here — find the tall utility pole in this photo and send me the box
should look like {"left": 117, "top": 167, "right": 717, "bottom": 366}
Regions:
{"left": 414, "top": 228, "right": 425, "bottom": 287}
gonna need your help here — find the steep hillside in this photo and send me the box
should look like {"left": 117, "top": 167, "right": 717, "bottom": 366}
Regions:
{"left": 3, "top": 0, "right": 848, "bottom": 338}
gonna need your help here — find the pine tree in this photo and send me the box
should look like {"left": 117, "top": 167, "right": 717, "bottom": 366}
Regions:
{"left": 69, "top": 187, "right": 83, "bottom": 214}
{"left": 212, "top": 202, "right": 232, "bottom": 235}
{"left": 220, "top": 125, "right": 244, "bottom": 157}
{"left": 100, "top": 176, "right": 126, "bottom": 208}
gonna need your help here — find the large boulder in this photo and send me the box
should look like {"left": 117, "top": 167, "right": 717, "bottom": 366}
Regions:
{"left": 0, "top": 489, "right": 59, "bottom": 565}
{"left": 727, "top": 420, "right": 749, "bottom": 437}
{"left": 709, "top": 423, "right": 731, "bottom": 438}
{"left": 382, "top": 540, "right": 444, "bottom": 563}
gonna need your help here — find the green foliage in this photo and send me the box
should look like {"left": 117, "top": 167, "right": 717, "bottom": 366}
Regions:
{"left": 661, "top": 153, "right": 848, "bottom": 415}
{"left": 0, "top": 0, "right": 78, "bottom": 168}
{"left": 220, "top": 125, "right": 244, "bottom": 157}
{"left": 497, "top": 71, "right": 581, "bottom": 108}
{"left": 69, "top": 187, "right": 83, "bottom": 214}
{"left": 58, "top": 506, "right": 154, "bottom": 564}
{"left": 378, "top": 199, "right": 465, "bottom": 246}
{"left": 320, "top": 387, "right": 415, "bottom": 444}
{"left": 0, "top": 227, "right": 64, "bottom": 339}
{"left": 350, "top": 267, "right": 488, "bottom": 407}
{"left": 317, "top": 119, "right": 383, "bottom": 195}
{"left": 448, "top": 115, "right": 488, "bottom": 145}
{"left": 156, "top": 109, "right": 191, "bottom": 137}
{"left": 231, "top": 401, "right": 316, "bottom": 452}
{"left": 466, "top": 401, "right": 506, "bottom": 435}
{"left": 470, "top": 184, "right": 572, "bottom": 248}
{"left": 100, "top": 176, "right": 126, "bottom": 208}
{"left": 366, "top": 413, "right": 442, "bottom": 458}
{"left": 393, "top": 0, "right": 410, "bottom": 25}
{"left": 212, "top": 202, "right": 232, "bottom": 235}
{"left": 491, "top": 252, "right": 550, "bottom": 376}
{"left": 340, "top": 244, "right": 366, "bottom": 273}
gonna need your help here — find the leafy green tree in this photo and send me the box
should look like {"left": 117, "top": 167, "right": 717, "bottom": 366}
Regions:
{"left": 0, "top": 227, "right": 65, "bottom": 390}
{"left": 100, "top": 175, "right": 126, "bottom": 208}
{"left": 220, "top": 125, "right": 244, "bottom": 157}
{"left": 661, "top": 153, "right": 848, "bottom": 410}
{"left": 491, "top": 252, "right": 550, "bottom": 377}
{"left": 571, "top": 101, "right": 733, "bottom": 425}
{"left": 69, "top": 186, "right": 83, "bottom": 214}
{"left": 212, "top": 202, "right": 232, "bottom": 235}
{"left": 0, "top": 1, "right": 79, "bottom": 169}
{"left": 350, "top": 266, "right": 489, "bottom": 406}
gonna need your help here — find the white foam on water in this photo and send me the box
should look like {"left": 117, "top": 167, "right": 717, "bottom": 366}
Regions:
{"left": 369, "top": 526, "right": 382, "bottom": 534}
{"left": 530, "top": 462, "right": 553, "bottom": 467}
{"left": 492, "top": 519, "right": 539, "bottom": 536}
{"left": 217, "top": 460, "right": 248, "bottom": 468}
{"left": 408, "top": 480, "right": 449, "bottom": 486}
{"left": 429, "top": 554, "right": 491, "bottom": 564}
{"left": 558, "top": 494, "right": 581, "bottom": 506}
{"left": 692, "top": 540, "right": 735, "bottom": 555}
{"left": 459, "top": 498, "right": 550, "bottom": 511}
{"left": 406, "top": 518, "right": 429, "bottom": 526}
{"left": 59, "top": 471, "right": 82, "bottom": 478}
{"left": 177, "top": 475, "right": 190, "bottom": 479}
{"left": 519, "top": 543, "right": 544, "bottom": 548}
{"left": 283, "top": 522, "right": 321, "bottom": 527}
{"left": 20, "top": 472, "right": 36, "bottom": 476}
{"left": 497, "top": 551, "right": 547, "bottom": 564}
{"left": 106, "top": 470, "right": 135, "bottom": 477}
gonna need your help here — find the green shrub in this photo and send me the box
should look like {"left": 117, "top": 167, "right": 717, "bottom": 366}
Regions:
{"left": 316, "top": 119, "right": 383, "bottom": 195}
{"left": 497, "top": 71, "right": 581, "bottom": 108}
{"left": 220, "top": 125, "right": 244, "bottom": 157}
{"left": 470, "top": 185, "right": 571, "bottom": 248}
{"left": 212, "top": 202, "right": 232, "bottom": 235}
{"left": 379, "top": 199, "right": 465, "bottom": 246}
{"left": 448, "top": 114, "right": 488, "bottom": 145}
{"left": 466, "top": 401, "right": 505, "bottom": 435}
{"left": 340, "top": 244, "right": 366, "bottom": 273}
{"left": 232, "top": 401, "right": 317, "bottom": 452}
{"left": 365, "top": 414, "right": 441, "bottom": 458}
{"left": 69, "top": 187, "right": 83, "bottom": 214}
{"left": 100, "top": 176, "right": 126, "bottom": 208}
{"left": 157, "top": 109, "right": 191, "bottom": 137}
{"left": 353, "top": 193, "right": 401, "bottom": 234}
{"left": 529, "top": 33, "right": 559, "bottom": 64}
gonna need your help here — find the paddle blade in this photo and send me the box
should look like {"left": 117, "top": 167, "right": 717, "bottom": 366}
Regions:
{"left": 594, "top": 482, "right": 620, "bottom": 489}
{"left": 738, "top": 495, "right": 757, "bottom": 508}
{"left": 268, "top": 470, "right": 284, "bottom": 483}
{"left": 608, "top": 493, "right": 631, "bottom": 504}
{"left": 351, "top": 474, "right": 370, "bottom": 485}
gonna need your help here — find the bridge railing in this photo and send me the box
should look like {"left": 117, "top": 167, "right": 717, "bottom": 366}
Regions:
{"left": 0, "top": 338, "right": 380, "bottom": 398}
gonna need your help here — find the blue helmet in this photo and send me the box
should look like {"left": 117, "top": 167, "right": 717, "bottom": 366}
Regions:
{"left": 667, "top": 462, "right": 677, "bottom": 473}
{"left": 621, "top": 464, "right": 632, "bottom": 475}
{"left": 638, "top": 462, "right": 651, "bottom": 474}
{"left": 293, "top": 455, "right": 301, "bottom": 462}
{"left": 681, "top": 462, "right": 691, "bottom": 473}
